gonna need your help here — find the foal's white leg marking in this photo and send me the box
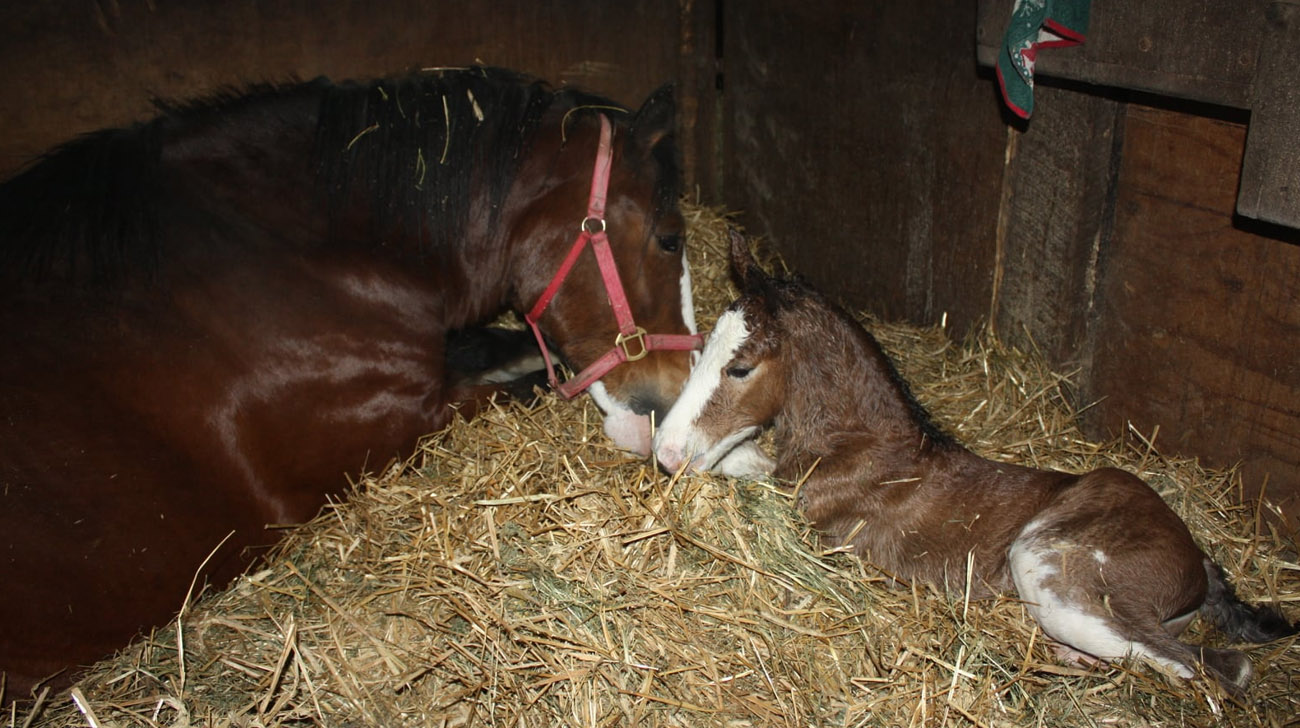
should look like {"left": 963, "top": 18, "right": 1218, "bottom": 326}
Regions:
{"left": 1008, "top": 521, "right": 1194, "bottom": 679}
{"left": 653, "top": 309, "right": 750, "bottom": 471}
{"left": 589, "top": 380, "right": 651, "bottom": 456}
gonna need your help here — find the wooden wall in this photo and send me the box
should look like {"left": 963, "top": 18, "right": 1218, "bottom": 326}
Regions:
{"left": 991, "top": 84, "right": 1300, "bottom": 524}
{"left": 722, "top": 1, "right": 1007, "bottom": 335}
{"left": 0, "top": 1, "right": 718, "bottom": 190}
{"left": 1087, "top": 104, "right": 1300, "bottom": 523}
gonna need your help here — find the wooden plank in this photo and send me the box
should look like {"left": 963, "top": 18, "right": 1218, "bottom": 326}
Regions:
{"left": 724, "top": 1, "right": 1005, "bottom": 332}
{"left": 0, "top": 1, "right": 691, "bottom": 182}
{"left": 975, "top": 0, "right": 1262, "bottom": 108}
{"left": 992, "top": 86, "right": 1122, "bottom": 366}
{"left": 676, "top": 0, "right": 722, "bottom": 201}
{"left": 1237, "top": 2, "right": 1300, "bottom": 227}
{"left": 1085, "top": 105, "right": 1300, "bottom": 524}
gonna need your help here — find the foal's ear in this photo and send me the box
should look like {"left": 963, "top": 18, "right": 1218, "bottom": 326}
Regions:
{"left": 628, "top": 83, "right": 676, "bottom": 153}
{"left": 728, "top": 228, "right": 766, "bottom": 293}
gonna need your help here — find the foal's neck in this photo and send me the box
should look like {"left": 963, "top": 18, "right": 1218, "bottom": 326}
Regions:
{"left": 775, "top": 311, "right": 951, "bottom": 473}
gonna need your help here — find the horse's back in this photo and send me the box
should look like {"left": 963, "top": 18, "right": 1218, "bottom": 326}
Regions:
{"left": 0, "top": 205, "right": 450, "bottom": 689}
{"left": 0, "top": 284, "right": 255, "bottom": 684}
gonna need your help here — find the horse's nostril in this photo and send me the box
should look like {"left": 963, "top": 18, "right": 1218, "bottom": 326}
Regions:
{"left": 650, "top": 407, "right": 669, "bottom": 428}
{"left": 627, "top": 393, "right": 669, "bottom": 423}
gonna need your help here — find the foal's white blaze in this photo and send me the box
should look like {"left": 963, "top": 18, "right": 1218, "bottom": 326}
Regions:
{"left": 713, "top": 440, "right": 776, "bottom": 477}
{"left": 654, "top": 309, "right": 751, "bottom": 472}
{"left": 1008, "top": 521, "right": 1192, "bottom": 678}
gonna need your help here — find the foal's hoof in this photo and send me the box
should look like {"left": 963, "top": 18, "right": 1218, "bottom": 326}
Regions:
{"left": 1199, "top": 646, "right": 1253, "bottom": 696}
{"left": 1050, "top": 641, "right": 1105, "bottom": 670}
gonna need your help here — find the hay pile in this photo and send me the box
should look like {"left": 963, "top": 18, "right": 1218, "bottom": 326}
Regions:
{"left": 12, "top": 205, "right": 1298, "bottom": 727}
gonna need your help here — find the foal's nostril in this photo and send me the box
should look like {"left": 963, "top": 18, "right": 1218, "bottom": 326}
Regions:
{"left": 654, "top": 444, "right": 684, "bottom": 474}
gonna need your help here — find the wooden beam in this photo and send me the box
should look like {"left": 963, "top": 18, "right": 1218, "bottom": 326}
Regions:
{"left": 976, "top": 0, "right": 1262, "bottom": 109}
{"left": 1237, "top": 2, "right": 1300, "bottom": 227}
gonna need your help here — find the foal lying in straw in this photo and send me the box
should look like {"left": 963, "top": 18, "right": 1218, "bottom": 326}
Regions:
{"left": 654, "top": 230, "right": 1295, "bottom": 695}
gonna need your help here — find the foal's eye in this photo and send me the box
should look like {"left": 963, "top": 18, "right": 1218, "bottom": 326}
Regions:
{"left": 726, "top": 365, "right": 754, "bottom": 379}
{"left": 657, "top": 235, "right": 682, "bottom": 253}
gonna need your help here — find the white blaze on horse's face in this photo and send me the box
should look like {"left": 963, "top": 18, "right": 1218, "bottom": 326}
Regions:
{"left": 589, "top": 380, "right": 652, "bottom": 455}
{"left": 590, "top": 254, "right": 699, "bottom": 456}
{"left": 679, "top": 257, "right": 700, "bottom": 365}
{"left": 654, "top": 308, "right": 759, "bottom": 472}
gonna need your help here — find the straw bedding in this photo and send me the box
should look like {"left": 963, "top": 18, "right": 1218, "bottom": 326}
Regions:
{"left": 10, "top": 204, "right": 1298, "bottom": 727}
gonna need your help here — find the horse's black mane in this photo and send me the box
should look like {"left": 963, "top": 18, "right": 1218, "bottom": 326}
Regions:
{"left": 0, "top": 67, "right": 630, "bottom": 285}
{"left": 0, "top": 123, "right": 165, "bottom": 284}
{"left": 313, "top": 68, "right": 612, "bottom": 252}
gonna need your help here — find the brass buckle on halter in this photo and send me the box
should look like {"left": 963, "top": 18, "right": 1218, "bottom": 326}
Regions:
{"left": 616, "top": 327, "right": 649, "bottom": 362}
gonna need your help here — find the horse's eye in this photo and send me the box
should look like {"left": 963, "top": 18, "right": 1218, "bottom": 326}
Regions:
{"left": 726, "top": 365, "right": 753, "bottom": 379}
{"left": 657, "top": 235, "right": 682, "bottom": 253}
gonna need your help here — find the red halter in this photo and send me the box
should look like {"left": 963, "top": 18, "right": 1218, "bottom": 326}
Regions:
{"left": 525, "top": 114, "right": 703, "bottom": 400}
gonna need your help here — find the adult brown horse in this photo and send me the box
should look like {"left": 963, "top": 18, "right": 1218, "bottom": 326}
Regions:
{"left": 654, "top": 231, "right": 1295, "bottom": 696}
{"left": 0, "top": 67, "right": 701, "bottom": 695}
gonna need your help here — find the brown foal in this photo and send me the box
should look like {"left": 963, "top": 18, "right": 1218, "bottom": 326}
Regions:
{"left": 654, "top": 230, "right": 1295, "bottom": 695}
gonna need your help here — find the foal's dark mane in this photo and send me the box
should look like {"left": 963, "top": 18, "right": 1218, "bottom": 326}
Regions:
{"left": 0, "top": 67, "right": 663, "bottom": 286}
{"left": 770, "top": 275, "right": 956, "bottom": 448}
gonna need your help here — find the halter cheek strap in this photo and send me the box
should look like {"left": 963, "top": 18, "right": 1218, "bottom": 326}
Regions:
{"left": 524, "top": 114, "right": 703, "bottom": 400}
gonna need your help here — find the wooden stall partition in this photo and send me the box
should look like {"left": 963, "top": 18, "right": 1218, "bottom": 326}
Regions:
{"left": 1084, "top": 105, "right": 1300, "bottom": 526}
{"left": 992, "top": 90, "right": 1300, "bottom": 529}
{"left": 975, "top": 0, "right": 1300, "bottom": 531}
{"left": 722, "top": 0, "right": 1007, "bottom": 334}
{"left": 0, "top": 1, "right": 718, "bottom": 190}
{"left": 986, "top": 86, "right": 1123, "bottom": 368}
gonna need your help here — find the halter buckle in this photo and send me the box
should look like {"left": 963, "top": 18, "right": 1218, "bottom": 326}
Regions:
{"left": 616, "top": 327, "right": 649, "bottom": 362}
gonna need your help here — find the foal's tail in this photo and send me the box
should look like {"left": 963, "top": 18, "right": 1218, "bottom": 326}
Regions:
{"left": 1200, "top": 560, "right": 1296, "bottom": 644}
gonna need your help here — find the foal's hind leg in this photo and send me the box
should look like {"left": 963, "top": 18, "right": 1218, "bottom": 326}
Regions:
{"left": 1008, "top": 522, "right": 1207, "bottom": 683}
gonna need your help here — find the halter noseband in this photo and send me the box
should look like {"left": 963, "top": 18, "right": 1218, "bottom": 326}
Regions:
{"left": 524, "top": 114, "right": 703, "bottom": 400}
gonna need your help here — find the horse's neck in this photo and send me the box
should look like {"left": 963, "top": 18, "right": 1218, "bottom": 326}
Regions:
{"left": 774, "top": 324, "right": 936, "bottom": 476}
{"left": 160, "top": 93, "right": 324, "bottom": 230}
{"left": 162, "top": 89, "right": 321, "bottom": 166}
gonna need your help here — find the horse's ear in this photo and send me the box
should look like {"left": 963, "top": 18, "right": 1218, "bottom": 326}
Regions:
{"left": 628, "top": 83, "right": 676, "bottom": 153}
{"left": 728, "top": 228, "right": 765, "bottom": 293}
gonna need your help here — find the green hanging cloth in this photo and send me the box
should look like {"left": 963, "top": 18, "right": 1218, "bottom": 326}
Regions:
{"left": 996, "top": 0, "right": 1092, "bottom": 119}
